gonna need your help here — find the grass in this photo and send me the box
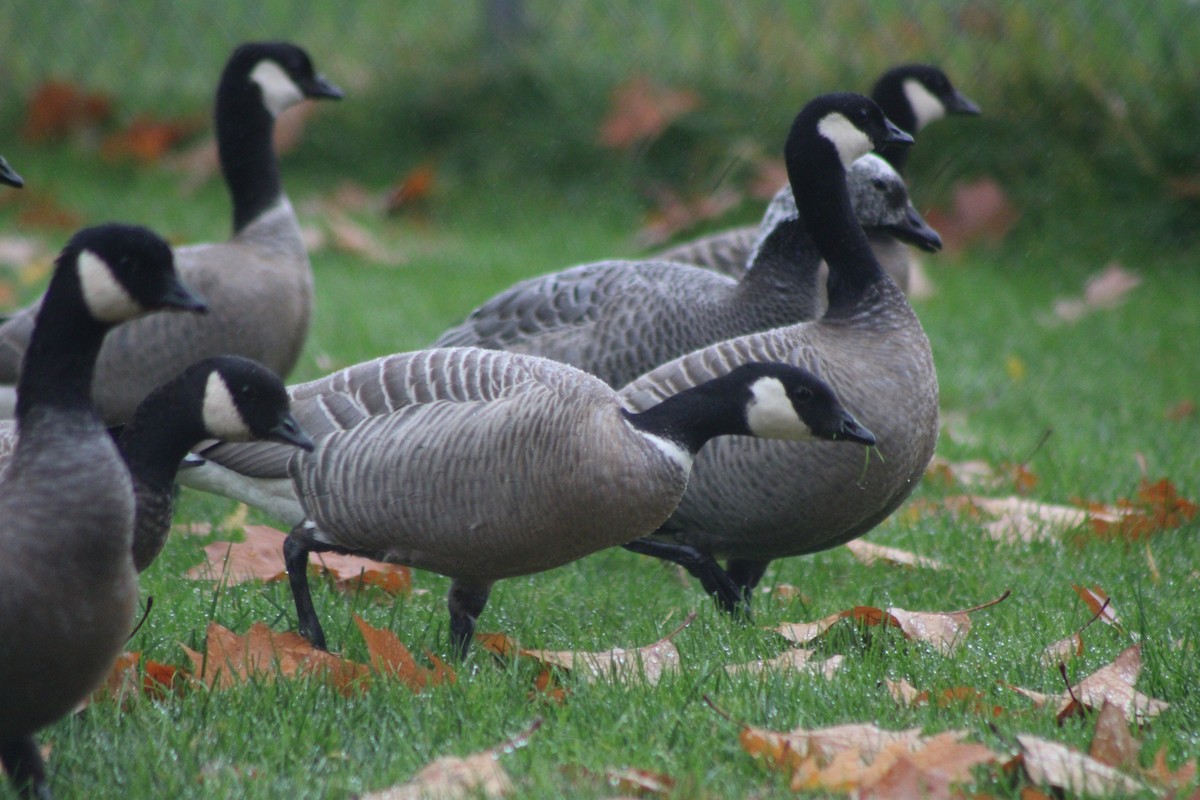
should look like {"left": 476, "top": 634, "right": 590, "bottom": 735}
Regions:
{"left": 2, "top": 5, "right": 1200, "bottom": 796}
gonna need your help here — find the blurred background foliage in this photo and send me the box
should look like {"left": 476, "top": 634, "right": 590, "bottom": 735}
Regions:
{"left": 1, "top": 1, "right": 1197, "bottom": 259}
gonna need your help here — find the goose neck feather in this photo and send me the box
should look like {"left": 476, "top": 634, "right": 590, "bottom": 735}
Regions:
{"left": 216, "top": 57, "right": 285, "bottom": 233}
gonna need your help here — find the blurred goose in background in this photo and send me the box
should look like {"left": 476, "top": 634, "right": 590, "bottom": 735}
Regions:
{"left": 179, "top": 348, "right": 874, "bottom": 658}
{"left": 0, "top": 41, "right": 343, "bottom": 424}
{"left": 0, "top": 156, "right": 23, "bottom": 188}
{"left": 657, "top": 63, "right": 978, "bottom": 290}
{"left": 617, "top": 92, "right": 940, "bottom": 616}
{"left": 434, "top": 93, "right": 934, "bottom": 389}
{"left": 0, "top": 224, "right": 206, "bottom": 800}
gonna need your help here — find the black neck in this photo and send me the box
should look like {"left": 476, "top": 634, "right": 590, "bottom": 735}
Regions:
{"left": 622, "top": 378, "right": 751, "bottom": 454}
{"left": 787, "top": 138, "right": 885, "bottom": 315}
{"left": 737, "top": 216, "right": 824, "bottom": 316}
{"left": 871, "top": 81, "right": 916, "bottom": 172}
{"left": 216, "top": 72, "right": 283, "bottom": 233}
{"left": 15, "top": 270, "right": 108, "bottom": 420}
{"left": 118, "top": 379, "right": 207, "bottom": 492}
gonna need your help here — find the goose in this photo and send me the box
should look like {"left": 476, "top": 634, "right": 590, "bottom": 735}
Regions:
{"left": 433, "top": 94, "right": 937, "bottom": 390}
{"left": 657, "top": 63, "right": 978, "bottom": 286}
{"left": 0, "top": 156, "right": 22, "bottom": 188}
{"left": 0, "top": 224, "right": 206, "bottom": 800}
{"left": 178, "top": 348, "right": 875, "bottom": 658}
{"left": 0, "top": 42, "right": 343, "bottom": 424}
{"left": 616, "top": 91, "right": 940, "bottom": 616}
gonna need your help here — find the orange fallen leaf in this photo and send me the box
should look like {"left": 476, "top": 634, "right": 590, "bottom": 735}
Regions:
{"left": 844, "top": 540, "right": 948, "bottom": 571}
{"left": 353, "top": 615, "right": 454, "bottom": 692}
{"left": 361, "top": 719, "right": 540, "bottom": 800}
{"left": 1071, "top": 585, "right": 1120, "bottom": 628}
{"left": 1086, "top": 477, "right": 1199, "bottom": 541}
{"left": 100, "top": 114, "right": 203, "bottom": 163}
{"left": 774, "top": 591, "right": 1010, "bottom": 656}
{"left": 384, "top": 163, "right": 437, "bottom": 214}
{"left": 1141, "top": 747, "right": 1197, "bottom": 791}
{"left": 598, "top": 75, "right": 700, "bottom": 149}
{"left": 924, "top": 177, "right": 1019, "bottom": 253}
{"left": 181, "top": 621, "right": 368, "bottom": 694}
{"left": 185, "top": 524, "right": 410, "bottom": 594}
{"left": 1059, "top": 644, "right": 1169, "bottom": 725}
{"left": 478, "top": 613, "right": 694, "bottom": 686}
{"left": 1016, "top": 734, "right": 1145, "bottom": 796}
{"left": 22, "top": 80, "right": 113, "bottom": 142}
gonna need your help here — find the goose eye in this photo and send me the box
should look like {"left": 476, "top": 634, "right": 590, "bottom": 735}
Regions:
{"left": 871, "top": 179, "right": 887, "bottom": 191}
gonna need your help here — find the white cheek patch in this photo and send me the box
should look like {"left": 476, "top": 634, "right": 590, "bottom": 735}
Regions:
{"left": 903, "top": 79, "right": 946, "bottom": 130}
{"left": 746, "top": 377, "right": 811, "bottom": 441}
{"left": 77, "top": 250, "right": 143, "bottom": 323}
{"left": 817, "top": 112, "right": 875, "bottom": 167}
{"left": 250, "top": 60, "right": 305, "bottom": 117}
{"left": 203, "top": 373, "right": 254, "bottom": 440}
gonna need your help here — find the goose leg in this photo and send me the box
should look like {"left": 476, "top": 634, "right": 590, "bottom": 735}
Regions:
{"left": 725, "top": 559, "right": 770, "bottom": 613}
{"left": 621, "top": 538, "right": 748, "bottom": 617}
{"left": 1, "top": 735, "right": 50, "bottom": 800}
{"left": 283, "top": 530, "right": 327, "bottom": 651}
{"left": 447, "top": 581, "right": 491, "bottom": 661}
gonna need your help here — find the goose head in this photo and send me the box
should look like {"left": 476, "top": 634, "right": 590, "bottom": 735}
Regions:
{"left": 0, "top": 156, "right": 22, "bottom": 188}
{"left": 63, "top": 224, "right": 208, "bottom": 324}
{"left": 191, "top": 356, "right": 314, "bottom": 449}
{"left": 873, "top": 63, "right": 981, "bottom": 133}
{"left": 848, "top": 154, "right": 942, "bottom": 252}
{"left": 228, "top": 41, "right": 344, "bottom": 118}
{"left": 733, "top": 362, "right": 877, "bottom": 445}
{"left": 792, "top": 92, "right": 913, "bottom": 171}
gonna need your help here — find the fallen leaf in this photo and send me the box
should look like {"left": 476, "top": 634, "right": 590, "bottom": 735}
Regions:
{"left": 1016, "top": 734, "right": 1145, "bottom": 796}
{"left": 1141, "top": 747, "right": 1197, "bottom": 791}
{"left": 844, "top": 540, "right": 948, "bottom": 571}
{"left": 635, "top": 186, "right": 741, "bottom": 248}
{"left": 1071, "top": 585, "right": 1120, "bottom": 628}
{"left": 1059, "top": 644, "right": 1169, "bottom": 725}
{"left": 1052, "top": 263, "right": 1141, "bottom": 323}
{"left": 353, "top": 615, "right": 454, "bottom": 692}
{"left": 100, "top": 114, "right": 203, "bottom": 163}
{"left": 22, "top": 80, "right": 113, "bottom": 142}
{"left": 478, "top": 613, "right": 694, "bottom": 686}
{"left": 384, "top": 163, "right": 437, "bottom": 214}
{"left": 598, "top": 75, "right": 701, "bottom": 149}
{"left": 327, "top": 210, "right": 406, "bottom": 265}
{"left": 185, "top": 524, "right": 410, "bottom": 593}
{"left": 944, "top": 495, "right": 1113, "bottom": 544}
{"left": 1086, "top": 477, "right": 1199, "bottom": 541}
{"left": 1040, "top": 632, "right": 1085, "bottom": 667}
{"left": 361, "top": 719, "right": 540, "bottom": 800}
{"left": 924, "top": 178, "right": 1019, "bottom": 253}
{"left": 768, "top": 583, "right": 810, "bottom": 604}
{"left": 181, "top": 621, "right": 368, "bottom": 694}
{"left": 884, "top": 679, "right": 1003, "bottom": 718}
{"left": 1165, "top": 400, "right": 1195, "bottom": 421}
{"left": 724, "top": 649, "right": 844, "bottom": 679}
{"left": 562, "top": 765, "right": 677, "bottom": 797}
{"left": 741, "top": 722, "right": 931, "bottom": 769}
{"left": 774, "top": 591, "right": 1010, "bottom": 656}
{"left": 1089, "top": 699, "right": 1139, "bottom": 771}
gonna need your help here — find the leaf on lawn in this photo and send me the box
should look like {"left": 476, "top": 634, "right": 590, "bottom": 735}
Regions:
{"left": 1040, "top": 632, "right": 1085, "bottom": 667}
{"left": 1058, "top": 644, "right": 1169, "bottom": 725}
{"left": 185, "top": 524, "right": 410, "bottom": 594}
{"left": 327, "top": 210, "right": 406, "bottom": 265}
{"left": 724, "top": 649, "right": 844, "bottom": 680}
{"left": 1015, "top": 734, "right": 1145, "bottom": 796}
{"left": 181, "top": 621, "right": 368, "bottom": 694}
{"left": 844, "top": 540, "right": 948, "bottom": 571}
{"left": 1164, "top": 400, "right": 1195, "bottom": 421}
{"left": 635, "top": 186, "right": 742, "bottom": 248}
{"left": 1084, "top": 477, "right": 1199, "bottom": 541}
{"left": 22, "top": 80, "right": 113, "bottom": 142}
{"left": 1071, "top": 585, "right": 1120, "bottom": 628}
{"left": 774, "top": 591, "right": 1009, "bottom": 656}
{"left": 923, "top": 177, "right": 1019, "bottom": 253}
{"left": 598, "top": 75, "right": 701, "bottom": 149}
{"left": 478, "top": 613, "right": 694, "bottom": 686}
{"left": 562, "top": 765, "right": 676, "bottom": 797}
{"left": 353, "top": 615, "right": 454, "bottom": 692}
{"left": 13, "top": 192, "right": 84, "bottom": 232}
{"left": 767, "top": 583, "right": 811, "bottom": 604}
{"left": 1141, "top": 747, "right": 1198, "bottom": 792}
{"left": 1088, "top": 699, "right": 1139, "bottom": 771}
{"left": 885, "top": 680, "right": 1004, "bottom": 717}
{"left": 88, "top": 651, "right": 189, "bottom": 708}
{"left": 384, "top": 163, "right": 437, "bottom": 214}
{"left": 1051, "top": 262, "right": 1141, "bottom": 323}
{"left": 100, "top": 114, "right": 203, "bottom": 163}
{"left": 944, "top": 495, "right": 1100, "bottom": 543}
{"left": 361, "top": 719, "right": 540, "bottom": 800}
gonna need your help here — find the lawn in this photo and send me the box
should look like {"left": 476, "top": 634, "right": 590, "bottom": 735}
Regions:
{"left": 2, "top": 6, "right": 1199, "bottom": 797}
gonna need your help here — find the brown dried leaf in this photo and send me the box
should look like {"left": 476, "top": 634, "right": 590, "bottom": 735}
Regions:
{"left": 598, "top": 75, "right": 701, "bottom": 149}
{"left": 1016, "top": 734, "right": 1145, "bottom": 796}
{"left": 1071, "top": 585, "right": 1120, "bottom": 628}
{"left": 1141, "top": 747, "right": 1198, "bottom": 791}
{"left": 885, "top": 678, "right": 929, "bottom": 708}
{"left": 635, "top": 186, "right": 741, "bottom": 248}
{"left": 924, "top": 178, "right": 1019, "bottom": 253}
{"left": 1060, "top": 644, "right": 1169, "bottom": 725}
{"left": 362, "top": 720, "right": 540, "bottom": 800}
{"left": 519, "top": 613, "right": 694, "bottom": 686}
{"left": 844, "top": 539, "right": 948, "bottom": 570}
{"left": 1040, "top": 633, "right": 1084, "bottom": 667}
{"left": 353, "top": 615, "right": 454, "bottom": 692}
{"left": 855, "top": 736, "right": 1000, "bottom": 799}
{"left": 182, "top": 621, "right": 368, "bottom": 694}
{"left": 724, "top": 649, "right": 844, "bottom": 679}
{"left": 22, "top": 80, "right": 112, "bottom": 142}
{"left": 775, "top": 592, "right": 1009, "bottom": 656}
{"left": 1165, "top": 400, "right": 1195, "bottom": 421}
{"left": 1052, "top": 262, "right": 1141, "bottom": 323}
{"left": 384, "top": 163, "right": 437, "bottom": 214}
{"left": 100, "top": 114, "right": 203, "bottom": 163}
{"left": 1089, "top": 699, "right": 1139, "bottom": 770}
{"left": 742, "top": 722, "right": 932, "bottom": 768}
{"left": 327, "top": 210, "right": 406, "bottom": 265}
